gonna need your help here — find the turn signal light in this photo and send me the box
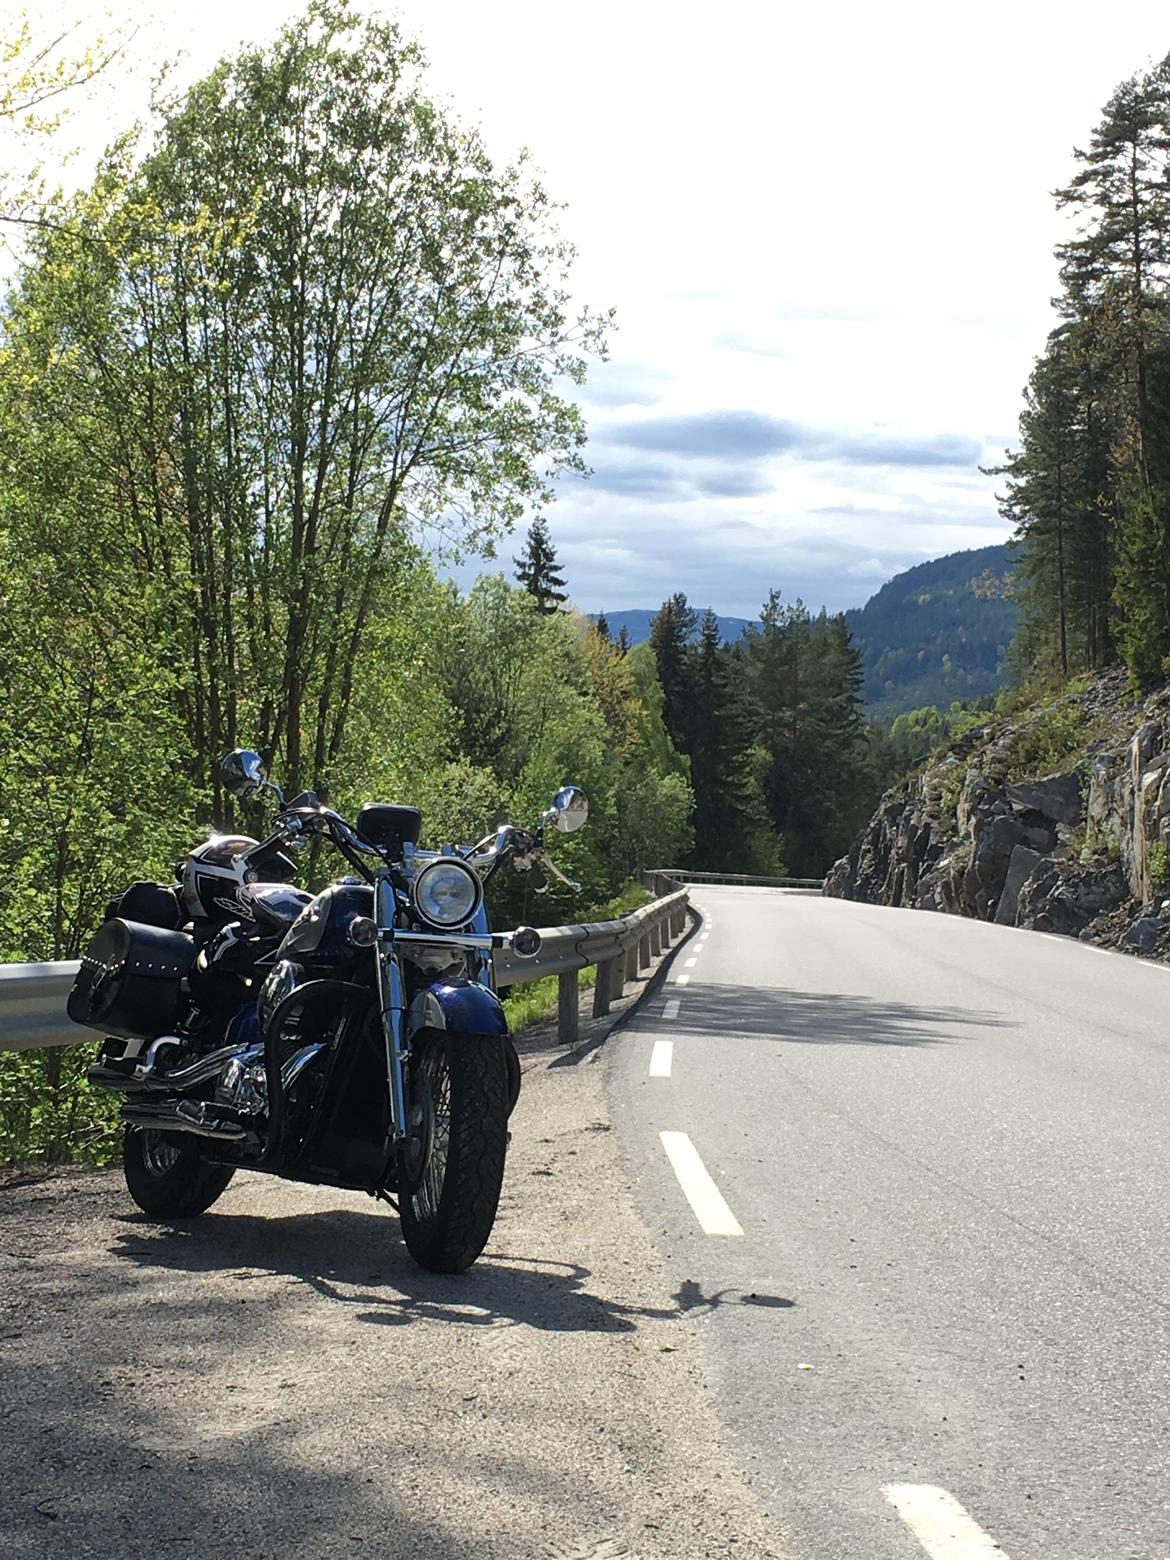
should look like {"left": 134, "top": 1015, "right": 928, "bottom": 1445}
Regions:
{"left": 348, "top": 916, "right": 378, "bottom": 948}
{"left": 511, "top": 926, "right": 542, "bottom": 958}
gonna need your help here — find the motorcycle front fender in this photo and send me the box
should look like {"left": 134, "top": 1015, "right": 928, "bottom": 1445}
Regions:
{"left": 407, "top": 979, "right": 508, "bottom": 1039}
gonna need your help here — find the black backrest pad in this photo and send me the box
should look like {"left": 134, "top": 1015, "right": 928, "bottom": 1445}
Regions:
{"left": 107, "top": 881, "right": 182, "bottom": 930}
{"left": 357, "top": 803, "right": 422, "bottom": 850}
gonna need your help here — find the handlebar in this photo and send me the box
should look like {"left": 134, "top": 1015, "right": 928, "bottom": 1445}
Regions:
{"left": 240, "top": 816, "right": 303, "bottom": 869}
{"left": 241, "top": 806, "right": 577, "bottom": 894}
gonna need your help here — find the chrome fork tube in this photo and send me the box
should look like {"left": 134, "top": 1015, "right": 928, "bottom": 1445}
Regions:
{"left": 375, "top": 874, "right": 409, "bottom": 1144}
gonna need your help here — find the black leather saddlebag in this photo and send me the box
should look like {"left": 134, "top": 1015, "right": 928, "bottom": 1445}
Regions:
{"left": 68, "top": 918, "right": 195, "bottom": 1040}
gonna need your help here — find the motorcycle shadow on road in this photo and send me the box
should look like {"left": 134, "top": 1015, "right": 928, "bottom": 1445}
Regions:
{"left": 109, "top": 1210, "right": 797, "bottom": 1334}
{"left": 640, "top": 981, "right": 1017, "bottom": 1047}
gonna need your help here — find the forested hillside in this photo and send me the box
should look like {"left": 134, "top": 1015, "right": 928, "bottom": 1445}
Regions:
{"left": 844, "top": 545, "right": 1016, "bottom": 717}
{"left": 599, "top": 547, "right": 1017, "bottom": 719}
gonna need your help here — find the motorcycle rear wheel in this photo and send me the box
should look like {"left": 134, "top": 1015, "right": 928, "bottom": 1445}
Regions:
{"left": 399, "top": 1033, "right": 509, "bottom": 1273}
{"left": 122, "top": 1127, "right": 236, "bottom": 1218}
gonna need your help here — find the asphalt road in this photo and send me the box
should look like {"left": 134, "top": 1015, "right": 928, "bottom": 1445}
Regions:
{"left": 609, "top": 886, "right": 1170, "bottom": 1560}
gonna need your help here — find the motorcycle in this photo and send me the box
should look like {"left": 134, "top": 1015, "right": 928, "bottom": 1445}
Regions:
{"left": 70, "top": 750, "right": 588, "bottom": 1272}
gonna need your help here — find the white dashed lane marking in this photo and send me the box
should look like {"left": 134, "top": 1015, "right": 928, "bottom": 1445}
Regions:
{"left": 649, "top": 1040, "right": 673, "bottom": 1078}
{"left": 675, "top": 972, "right": 690, "bottom": 986}
{"left": 883, "top": 1485, "right": 1009, "bottom": 1559}
{"left": 662, "top": 999, "right": 681, "bottom": 1020}
{"left": 659, "top": 1132, "right": 743, "bottom": 1237}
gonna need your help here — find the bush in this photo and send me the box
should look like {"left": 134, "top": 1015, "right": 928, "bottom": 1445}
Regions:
{"left": 1004, "top": 702, "right": 1093, "bottom": 781}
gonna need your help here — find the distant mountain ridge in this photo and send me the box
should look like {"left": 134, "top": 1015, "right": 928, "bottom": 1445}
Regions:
{"left": 596, "top": 542, "right": 1016, "bottom": 719}
{"left": 597, "top": 608, "right": 754, "bottom": 646}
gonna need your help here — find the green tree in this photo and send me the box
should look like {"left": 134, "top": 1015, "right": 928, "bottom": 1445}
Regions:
{"left": 648, "top": 592, "right": 697, "bottom": 755}
{"left": 1041, "top": 56, "right": 1170, "bottom": 684}
{"left": 513, "top": 516, "right": 568, "bottom": 613}
{"left": 4, "top": 0, "right": 608, "bottom": 803}
{"left": 741, "top": 593, "right": 869, "bottom": 876}
{"left": 685, "top": 609, "right": 776, "bottom": 870}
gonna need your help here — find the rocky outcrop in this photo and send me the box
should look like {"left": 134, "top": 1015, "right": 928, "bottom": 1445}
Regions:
{"left": 825, "top": 674, "right": 1170, "bottom": 957}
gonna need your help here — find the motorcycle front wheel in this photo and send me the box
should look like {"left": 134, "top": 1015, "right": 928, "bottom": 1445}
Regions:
{"left": 399, "top": 1033, "right": 509, "bottom": 1273}
{"left": 122, "top": 1127, "right": 236, "bottom": 1218}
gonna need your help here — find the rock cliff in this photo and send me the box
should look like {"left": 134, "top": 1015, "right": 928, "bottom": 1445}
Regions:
{"left": 824, "top": 672, "right": 1170, "bottom": 958}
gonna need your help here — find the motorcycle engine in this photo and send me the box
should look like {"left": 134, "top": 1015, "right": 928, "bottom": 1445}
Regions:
{"left": 214, "top": 1043, "right": 269, "bottom": 1116}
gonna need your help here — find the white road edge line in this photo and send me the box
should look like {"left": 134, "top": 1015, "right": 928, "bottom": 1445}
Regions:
{"left": 662, "top": 999, "right": 681, "bottom": 1020}
{"left": 659, "top": 1131, "right": 743, "bottom": 1237}
{"left": 649, "top": 1040, "right": 673, "bottom": 1078}
{"left": 883, "top": 1484, "right": 1009, "bottom": 1559}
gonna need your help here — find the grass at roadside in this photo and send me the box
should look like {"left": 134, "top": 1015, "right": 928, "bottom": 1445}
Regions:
{"left": 502, "top": 965, "right": 597, "bottom": 1032}
{"left": 501, "top": 878, "right": 655, "bottom": 1034}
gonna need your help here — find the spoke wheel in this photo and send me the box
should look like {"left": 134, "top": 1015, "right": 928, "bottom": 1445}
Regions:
{"left": 122, "top": 1126, "right": 236, "bottom": 1219}
{"left": 139, "top": 1132, "right": 182, "bottom": 1177}
{"left": 399, "top": 1033, "right": 508, "bottom": 1273}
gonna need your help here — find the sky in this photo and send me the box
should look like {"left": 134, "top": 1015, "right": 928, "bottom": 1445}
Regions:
{"left": 15, "top": 0, "right": 1170, "bottom": 616}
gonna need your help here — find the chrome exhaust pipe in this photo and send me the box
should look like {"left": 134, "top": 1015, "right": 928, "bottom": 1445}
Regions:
{"left": 133, "top": 1042, "right": 249, "bottom": 1092}
{"left": 89, "top": 1042, "right": 247, "bottom": 1095}
{"left": 121, "top": 1099, "right": 247, "bottom": 1141}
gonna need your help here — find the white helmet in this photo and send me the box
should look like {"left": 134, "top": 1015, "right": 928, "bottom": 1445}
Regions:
{"left": 180, "top": 834, "right": 257, "bottom": 922}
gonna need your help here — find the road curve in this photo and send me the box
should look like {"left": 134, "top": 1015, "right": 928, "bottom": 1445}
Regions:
{"left": 609, "top": 886, "right": 1170, "bottom": 1560}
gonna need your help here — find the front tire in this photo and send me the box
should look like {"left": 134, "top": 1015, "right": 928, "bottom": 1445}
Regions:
{"left": 122, "top": 1128, "right": 236, "bottom": 1218}
{"left": 399, "top": 1033, "right": 509, "bottom": 1273}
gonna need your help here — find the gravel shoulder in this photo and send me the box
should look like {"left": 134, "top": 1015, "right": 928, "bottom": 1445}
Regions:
{"left": 0, "top": 1013, "right": 783, "bottom": 1559}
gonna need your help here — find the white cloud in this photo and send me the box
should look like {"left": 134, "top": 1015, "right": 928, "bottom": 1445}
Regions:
{"left": 15, "top": 0, "right": 1170, "bottom": 613}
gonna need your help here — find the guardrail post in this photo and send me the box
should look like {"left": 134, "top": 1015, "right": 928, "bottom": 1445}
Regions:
{"left": 557, "top": 970, "right": 579, "bottom": 1046}
{"left": 591, "top": 954, "right": 620, "bottom": 1018}
{"left": 625, "top": 942, "right": 639, "bottom": 984}
{"left": 638, "top": 932, "right": 651, "bottom": 971}
{"left": 650, "top": 919, "right": 662, "bottom": 957}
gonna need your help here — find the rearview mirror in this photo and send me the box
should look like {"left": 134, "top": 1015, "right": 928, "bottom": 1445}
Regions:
{"left": 221, "top": 749, "right": 268, "bottom": 799}
{"left": 548, "top": 785, "right": 588, "bottom": 833}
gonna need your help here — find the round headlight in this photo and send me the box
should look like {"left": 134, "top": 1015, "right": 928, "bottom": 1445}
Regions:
{"left": 413, "top": 858, "right": 483, "bottom": 930}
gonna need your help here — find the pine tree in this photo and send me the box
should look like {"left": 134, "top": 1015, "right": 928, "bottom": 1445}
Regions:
{"left": 595, "top": 612, "right": 611, "bottom": 641}
{"left": 1052, "top": 59, "right": 1170, "bottom": 682}
{"left": 687, "top": 609, "right": 771, "bottom": 869}
{"left": 1056, "top": 63, "right": 1170, "bottom": 432}
{"left": 741, "top": 592, "right": 869, "bottom": 876}
{"left": 992, "top": 332, "right": 1115, "bottom": 677}
{"left": 616, "top": 625, "right": 631, "bottom": 657}
{"left": 513, "top": 517, "right": 568, "bottom": 613}
{"left": 649, "top": 593, "right": 697, "bottom": 753}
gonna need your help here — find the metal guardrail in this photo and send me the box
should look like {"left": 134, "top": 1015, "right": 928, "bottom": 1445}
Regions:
{"left": 646, "top": 868, "right": 825, "bottom": 890}
{"left": 0, "top": 884, "right": 690, "bottom": 1056}
{"left": 0, "top": 961, "right": 82, "bottom": 1053}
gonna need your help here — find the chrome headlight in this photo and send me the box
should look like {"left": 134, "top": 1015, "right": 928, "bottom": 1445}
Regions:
{"left": 413, "top": 858, "right": 483, "bottom": 930}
